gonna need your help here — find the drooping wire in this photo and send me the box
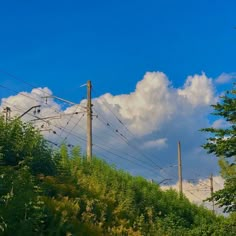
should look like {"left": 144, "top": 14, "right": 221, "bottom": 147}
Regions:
{"left": 62, "top": 113, "right": 85, "bottom": 144}
{"left": 0, "top": 79, "right": 183, "bottom": 183}
{"left": 0, "top": 99, "right": 86, "bottom": 148}
{"left": 90, "top": 89, "right": 179, "bottom": 181}
{"left": 93, "top": 143, "right": 165, "bottom": 178}
{"left": 93, "top": 106, "right": 164, "bottom": 170}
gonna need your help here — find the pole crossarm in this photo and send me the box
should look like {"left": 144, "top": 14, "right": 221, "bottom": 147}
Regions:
{"left": 29, "top": 111, "right": 85, "bottom": 122}
{"left": 158, "top": 178, "right": 172, "bottom": 185}
{"left": 17, "top": 105, "right": 41, "bottom": 119}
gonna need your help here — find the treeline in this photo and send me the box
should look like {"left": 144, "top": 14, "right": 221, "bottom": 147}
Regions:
{"left": 0, "top": 117, "right": 235, "bottom": 235}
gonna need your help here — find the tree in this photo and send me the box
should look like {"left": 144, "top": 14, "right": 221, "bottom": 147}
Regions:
{"left": 0, "top": 116, "right": 56, "bottom": 175}
{"left": 201, "top": 83, "right": 236, "bottom": 213}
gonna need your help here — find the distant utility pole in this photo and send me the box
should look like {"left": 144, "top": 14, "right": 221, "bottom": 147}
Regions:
{"left": 3, "top": 107, "right": 11, "bottom": 123}
{"left": 87, "top": 80, "right": 92, "bottom": 161}
{"left": 178, "top": 141, "right": 183, "bottom": 196}
{"left": 210, "top": 173, "right": 215, "bottom": 214}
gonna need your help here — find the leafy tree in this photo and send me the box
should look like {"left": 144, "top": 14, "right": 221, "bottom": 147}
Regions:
{"left": 201, "top": 83, "right": 236, "bottom": 213}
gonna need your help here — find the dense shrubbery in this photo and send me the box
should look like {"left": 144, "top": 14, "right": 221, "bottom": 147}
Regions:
{"left": 0, "top": 117, "right": 235, "bottom": 235}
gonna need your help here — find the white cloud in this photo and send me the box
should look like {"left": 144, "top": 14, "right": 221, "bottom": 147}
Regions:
{"left": 0, "top": 71, "right": 220, "bottom": 184}
{"left": 161, "top": 176, "right": 225, "bottom": 214}
{"left": 212, "top": 119, "right": 229, "bottom": 129}
{"left": 143, "top": 138, "right": 168, "bottom": 149}
{"left": 96, "top": 72, "right": 175, "bottom": 136}
{"left": 215, "top": 72, "right": 236, "bottom": 84}
{"left": 97, "top": 72, "right": 216, "bottom": 137}
{"left": 1, "top": 87, "right": 58, "bottom": 118}
{"left": 178, "top": 73, "right": 215, "bottom": 107}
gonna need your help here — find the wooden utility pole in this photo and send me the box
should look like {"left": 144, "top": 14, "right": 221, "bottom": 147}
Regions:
{"left": 3, "top": 107, "right": 11, "bottom": 123}
{"left": 178, "top": 141, "right": 183, "bottom": 196}
{"left": 87, "top": 80, "right": 92, "bottom": 161}
{"left": 210, "top": 173, "right": 215, "bottom": 214}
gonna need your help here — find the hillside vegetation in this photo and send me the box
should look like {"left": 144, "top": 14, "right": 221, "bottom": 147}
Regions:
{"left": 0, "top": 117, "right": 235, "bottom": 235}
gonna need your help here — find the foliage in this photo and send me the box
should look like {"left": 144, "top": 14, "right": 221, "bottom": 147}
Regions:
{"left": 0, "top": 116, "right": 235, "bottom": 235}
{"left": 0, "top": 116, "right": 55, "bottom": 176}
{"left": 201, "top": 83, "right": 236, "bottom": 213}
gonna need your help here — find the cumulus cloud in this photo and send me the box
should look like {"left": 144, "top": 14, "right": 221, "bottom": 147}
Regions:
{"left": 178, "top": 73, "right": 215, "bottom": 107}
{"left": 96, "top": 72, "right": 175, "bottom": 136}
{"left": 0, "top": 71, "right": 220, "bottom": 185}
{"left": 0, "top": 87, "right": 86, "bottom": 143}
{"left": 161, "top": 176, "right": 224, "bottom": 213}
{"left": 1, "top": 87, "right": 59, "bottom": 118}
{"left": 215, "top": 72, "right": 236, "bottom": 84}
{"left": 97, "top": 72, "right": 215, "bottom": 136}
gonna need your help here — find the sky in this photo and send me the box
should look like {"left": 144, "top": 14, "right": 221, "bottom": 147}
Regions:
{"left": 0, "top": 0, "right": 236, "bottom": 96}
{"left": 0, "top": 0, "right": 236, "bottom": 208}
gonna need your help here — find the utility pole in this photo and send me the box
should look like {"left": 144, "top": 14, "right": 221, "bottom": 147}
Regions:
{"left": 87, "top": 80, "right": 92, "bottom": 161}
{"left": 210, "top": 173, "right": 215, "bottom": 214}
{"left": 3, "top": 107, "right": 11, "bottom": 123}
{"left": 178, "top": 141, "right": 183, "bottom": 196}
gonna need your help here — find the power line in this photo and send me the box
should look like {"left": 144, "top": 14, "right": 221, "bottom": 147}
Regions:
{"left": 93, "top": 143, "right": 164, "bottom": 177}
{"left": 90, "top": 89, "right": 178, "bottom": 181}
{"left": 0, "top": 69, "right": 81, "bottom": 109}
{"left": 1, "top": 100, "right": 86, "bottom": 148}
{"left": 185, "top": 190, "right": 205, "bottom": 203}
{"left": 62, "top": 113, "right": 85, "bottom": 143}
{"left": 92, "top": 88, "right": 136, "bottom": 138}
{"left": 0, "top": 84, "right": 62, "bottom": 117}
{"left": 65, "top": 113, "right": 167, "bottom": 177}
{"left": 0, "top": 69, "right": 39, "bottom": 89}
{"left": 93, "top": 107, "right": 164, "bottom": 170}
{"left": 0, "top": 77, "right": 188, "bottom": 184}
{"left": 0, "top": 83, "right": 87, "bottom": 138}
{"left": 1, "top": 79, "right": 172, "bottom": 180}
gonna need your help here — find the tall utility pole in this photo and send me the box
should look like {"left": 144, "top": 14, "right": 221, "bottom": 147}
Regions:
{"left": 178, "top": 141, "right": 183, "bottom": 196}
{"left": 87, "top": 80, "right": 92, "bottom": 161}
{"left": 210, "top": 173, "right": 215, "bottom": 214}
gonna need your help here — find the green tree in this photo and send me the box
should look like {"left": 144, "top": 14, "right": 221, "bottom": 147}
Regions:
{"left": 201, "top": 83, "right": 236, "bottom": 213}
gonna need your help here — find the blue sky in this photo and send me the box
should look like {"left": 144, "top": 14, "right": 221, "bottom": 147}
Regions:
{"left": 0, "top": 0, "right": 235, "bottom": 99}
{"left": 0, "top": 1, "right": 235, "bottom": 198}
